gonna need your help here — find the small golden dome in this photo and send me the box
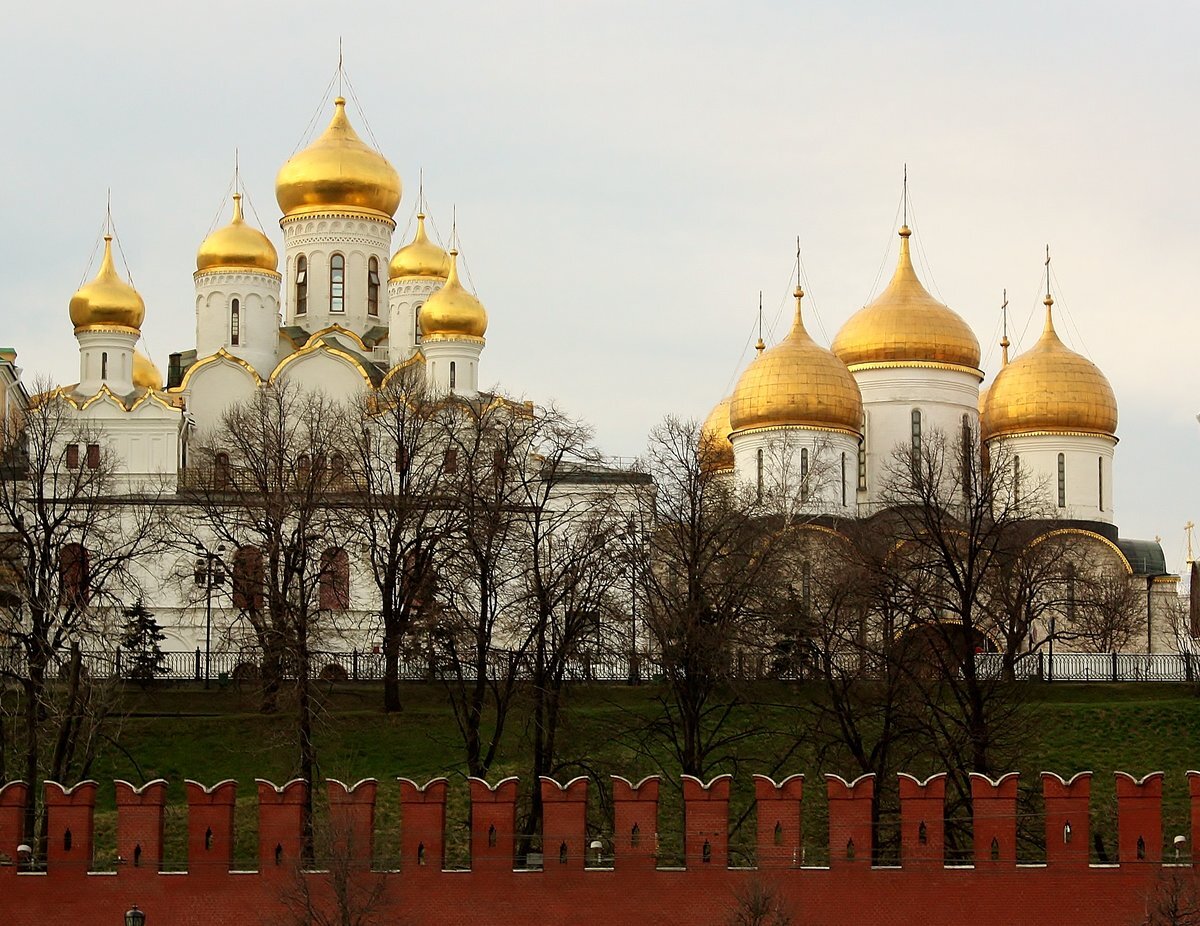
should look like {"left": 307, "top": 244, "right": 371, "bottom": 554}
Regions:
{"left": 69, "top": 236, "right": 145, "bottom": 331}
{"left": 196, "top": 194, "right": 279, "bottom": 273}
{"left": 275, "top": 97, "right": 401, "bottom": 220}
{"left": 132, "top": 350, "right": 163, "bottom": 390}
{"left": 981, "top": 295, "right": 1117, "bottom": 439}
{"left": 418, "top": 250, "right": 487, "bottom": 340}
{"left": 730, "top": 288, "right": 863, "bottom": 435}
{"left": 389, "top": 213, "right": 450, "bottom": 280}
{"left": 832, "top": 226, "right": 981, "bottom": 372}
{"left": 700, "top": 397, "right": 735, "bottom": 472}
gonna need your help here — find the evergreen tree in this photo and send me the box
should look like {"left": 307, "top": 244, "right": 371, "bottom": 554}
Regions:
{"left": 122, "top": 599, "right": 166, "bottom": 687}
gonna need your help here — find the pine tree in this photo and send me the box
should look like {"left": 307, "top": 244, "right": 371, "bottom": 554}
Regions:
{"left": 122, "top": 599, "right": 167, "bottom": 688}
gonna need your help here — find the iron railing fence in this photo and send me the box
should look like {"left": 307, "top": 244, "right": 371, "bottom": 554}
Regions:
{"left": 0, "top": 646, "right": 1195, "bottom": 684}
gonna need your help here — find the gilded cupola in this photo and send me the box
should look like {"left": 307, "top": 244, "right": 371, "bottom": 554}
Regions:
{"left": 700, "top": 397, "right": 735, "bottom": 472}
{"left": 275, "top": 97, "right": 401, "bottom": 220}
{"left": 729, "top": 288, "right": 863, "bottom": 436}
{"left": 69, "top": 236, "right": 146, "bottom": 332}
{"left": 418, "top": 250, "right": 488, "bottom": 340}
{"left": 132, "top": 350, "right": 163, "bottom": 390}
{"left": 196, "top": 194, "right": 279, "bottom": 273}
{"left": 981, "top": 295, "right": 1117, "bottom": 439}
{"left": 389, "top": 213, "right": 450, "bottom": 280}
{"left": 831, "top": 226, "right": 981, "bottom": 373}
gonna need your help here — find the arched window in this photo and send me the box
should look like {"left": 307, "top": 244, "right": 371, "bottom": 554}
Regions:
{"left": 800, "top": 447, "right": 809, "bottom": 502}
{"left": 841, "top": 452, "right": 847, "bottom": 506}
{"left": 320, "top": 547, "right": 350, "bottom": 610}
{"left": 395, "top": 444, "right": 409, "bottom": 482}
{"left": 101, "top": 352, "right": 108, "bottom": 381}
{"left": 961, "top": 414, "right": 973, "bottom": 498}
{"left": 329, "top": 254, "right": 345, "bottom": 313}
{"left": 449, "top": 361, "right": 457, "bottom": 390}
{"left": 1057, "top": 453, "right": 1066, "bottom": 508}
{"left": 801, "top": 560, "right": 812, "bottom": 615}
{"left": 444, "top": 447, "right": 458, "bottom": 475}
{"left": 230, "top": 298, "right": 241, "bottom": 346}
{"left": 213, "top": 451, "right": 231, "bottom": 491}
{"left": 59, "top": 543, "right": 89, "bottom": 606}
{"left": 414, "top": 303, "right": 423, "bottom": 344}
{"left": 295, "top": 256, "right": 308, "bottom": 315}
{"left": 330, "top": 452, "right": 346, "bottom": 483}
{"left": 1066, "top": 563, "right": 1077, "bottom": 623}
{"left": 1013, "top": 455, "right": 1021, "bottom": 504}
{"left": 756, "top": 448, "right": 764, "bottom": 500}
{"left": 367, "top": 257, "right": 380, "bottom": 316}
{"left": 911, "top": 409, "right": 922, "bottom": 457}
{"left": 232, "top": 546, "right": 263, "bottom": 611}
{"left": 297, "top": 453, "right": 312, "bottom": 485}
{"left": 1098, "top": 456, "right": 1104, "bottom": 511}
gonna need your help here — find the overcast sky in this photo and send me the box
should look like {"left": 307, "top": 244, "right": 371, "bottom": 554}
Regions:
{"left": 2, "top": 1, "right": 1196, "bottom": 563}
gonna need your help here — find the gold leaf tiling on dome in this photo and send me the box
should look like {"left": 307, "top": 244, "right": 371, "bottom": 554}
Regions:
{"left": 418, "top": 250, "right": 487, "bottom": 340}
{"left": 389, "top": 213, "right": 450, "bottom": 280}
{"left": 196, "top": 194, "right": 278, "bottom": 273}
{"left": 831, "top": 226, "right": 981, "bottom": 372}
{"left": 981, "top": 295, "right": 1117, "bottom": 439}
{"left": 700, "top": 396, "right": 734, "bottom": 471}
{"left": 275, "top": 97, "right": 401, "bottom": 220}
{"left": 730, "top": 288, "right": 863, "bottom": 436}
{"left": 69, "top": 236, "right": 145, "bottom": 332}
{"left": 132, "top": 350, "right": 163, "bottom": 390}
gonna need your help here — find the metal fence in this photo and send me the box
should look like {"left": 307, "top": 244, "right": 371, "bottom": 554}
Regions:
{"left": 975, "top": 651, "right": 1199, "bottom": 682}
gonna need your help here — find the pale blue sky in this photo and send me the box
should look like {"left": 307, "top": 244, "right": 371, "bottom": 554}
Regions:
{"left": 2, "top": 1, "right": 1196, "bottom": 561}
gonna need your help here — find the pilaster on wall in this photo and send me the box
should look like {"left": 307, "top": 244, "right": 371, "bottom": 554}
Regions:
{"left": 44, "top": 780, "right": 97, "bottom": 875}
{"left": 0, "top": 781, "right": 29, "bottom": 874}
{"left": 826, "top": 774, "right": 874, "bottom": 867}
{"left": 1042, "top": 772, "right": 1092, "bottom": 867}
{"left": 754, "top": 774, "right": 803, "bottom": 868}
{"left": 468, "top": 777, "right": 518, "bottom": 871}
{"left": 612, "top": 776, "right": 659, "bottom": 870}
{"left": 115, "top": 779, "right": 168, "bottom": 874}
{"left": 682, "top": 774, "right": 731, "bottom": 870}
{"left": 256, "top": 779, "right": 308, "bottom": 876}
{"left": 185, "top": 779, "right": 237, "bottom": 876}
{"left": 328, "top": 779, "right": 378, "bottom": 866}
{"left": 541, "top": 777, "right": 589, "bottom": 872}
{"left": 969, "top": 773, "right": 1019, "bottom": 866}
{"left": 898, "top": 773, "right": 945, "bottom": 867}
{"left": 1116, "top": 772, "right": 1164, "bottom": 864}
{"left": 399, "top": 778, "right": 447, "bottom": 873}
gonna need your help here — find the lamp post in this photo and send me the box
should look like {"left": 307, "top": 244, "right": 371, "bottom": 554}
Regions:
{"left": 125, "top": 905, "right": 146, "bottom": 926}
{"left": 193, "top": 541, "right": 226, "bottom": 689}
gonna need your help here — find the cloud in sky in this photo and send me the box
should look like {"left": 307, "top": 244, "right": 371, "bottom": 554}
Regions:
{"left": 2, "top": 0, "right": 1196, "bottom": 561}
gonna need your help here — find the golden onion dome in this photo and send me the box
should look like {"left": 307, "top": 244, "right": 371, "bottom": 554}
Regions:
{"left": 132, "top": 350, "right": 163, "bottom": 390}
{"left": 418, "top": 250, "right": 487, "bottom": 340}
{"left": 69, "top": 236, "right": 146, "bottom": 332}
{"left": 700, "top": 397, "right": 735, "bottom": 472}
{"left": 729, "top": 288, "right": 863, "bottom": 436}
{"left": 832, "top": 226, "right": 981, "bottom": 372}
{"left": 389, "top": 213, "right": 450, "bottom": 280}
{"left": 196, "top": 194, "right": 279, "bottom": 273}
{"left": 981, "top": 295, "right": 1117, "bottom": 439}
{"left": 275, "top": 97, "right": 401, "bottom": 220}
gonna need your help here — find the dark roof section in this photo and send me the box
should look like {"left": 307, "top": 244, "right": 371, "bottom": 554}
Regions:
{"left": 1116, "top": 538, "right": 1168, "bottom": 576}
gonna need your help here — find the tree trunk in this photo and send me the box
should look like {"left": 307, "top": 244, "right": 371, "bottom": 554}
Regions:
{"left": 296, "top": 618, "right": 316, "bottom": 863}
{"left": 382, "top": 622, "right": 401, "bottom": 714}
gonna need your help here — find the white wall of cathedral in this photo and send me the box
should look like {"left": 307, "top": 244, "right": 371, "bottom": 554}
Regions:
{"left": 991, "top": 432, "right": 1116, "bottom": 524}
{"left": 271, "top": 349, "right": 372, "bottom": 403}
{"left": 387, "top": 277, "right": 443, "bottom": 367}
{"left": 61, "top": 395, "right": 180, "bottom": 485}
{"left": 730, "top": 426, "right": 860, "bottom": 515}
{"left": 423, "top": 339, "right": 482, "bottom": 397}
{"left": 194, "top": 270, "right": 282, "bottom": 377}
{"left": 179, "top": 358, "right": 259, "bottom": 437}
{"left": 77, "top": 329, "right": 137, "bottom": 396}
{"left": 280, "top": 212, "right": 394, "bottom": 337}
{"left": 854, "top": 365, "right": 981, "bottom": 506}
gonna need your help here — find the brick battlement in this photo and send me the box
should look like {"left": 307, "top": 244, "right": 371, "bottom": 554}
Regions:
{"left": 1, "top": 771, "right": 1198, "bottom": 925}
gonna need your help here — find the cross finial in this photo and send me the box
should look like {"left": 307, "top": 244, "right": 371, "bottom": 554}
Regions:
{"left": 1000, "top": 288, "right": 1010, "bottom": 366}
{"left": 419, "top": 167, "right": 425, "bottom": 213}
{"left": 451, "top": 204, "right": 458, "bottom": 251}
{"left": 337, "top": 37, "right": 344, "bottom": 96}
{"left": 234, "top": 148, "right": 240, "bottom": 194}
{"left": 755, "top": 291, "right": 765, "bottom": 354}
{"left": 902, "top": 163, "right": 908, "bottom": 227}
{"left": 1045, "top": 244, "right": 1052, "bottom": 298}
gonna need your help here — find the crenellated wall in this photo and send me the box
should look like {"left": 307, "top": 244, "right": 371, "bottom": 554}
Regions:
{"left": 1, "top": 770, "right": 1198, "bottom": 926}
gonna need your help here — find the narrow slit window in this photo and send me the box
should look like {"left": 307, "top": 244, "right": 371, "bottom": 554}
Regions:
{"left": 449, "top": 361, "right": 457, "bottom": 390}
{"left": 101, "top": 351, "right": 108, "bottom": 381}
{"left": 367, "top": 257, "right": 380, "bottom": 316}
{"left": 230, "top": 298, "right": 241, "bottom": 346}
{"left": 414, "top": 303, "right": 423, "bottom": 343}
{"left": 756, "top": 448, "right": 764, "bottom": 501}
{"left": 910, "top": 409, "right": 922, "bottom": 481}
{"left": 961, "top": 413, "right": 973, "bottom": 498}
{"left": 1098, "top": 456, "right": 1104, "bottom": 511}
{"left": 800, "top": 447, "right": 809, "bottom": 502}
{"left": 841, "top": 452, "right": 847, "bottom": 506}
{"left": 1057, "top": 453, "right": 1066, "bottom": 508}
{"left": 330, "top": 254, "right": 345, "bottom": 313}
{"left": 295, "top": 256, "right": 308, "bottom": 315}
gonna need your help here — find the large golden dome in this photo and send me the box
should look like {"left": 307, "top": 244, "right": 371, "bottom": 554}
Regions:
{"left": 981, "top": 295, "right": 1117, "bottom": 439}
{"left": 389, "top": 213, "right": 450, "bottom": 280}
{"left": 700, "top": 397, "right": 734, "bottom": 471}
{"left": 730, "top": 288, "right": 863, "bottom": 436}
{"left": 196, "top": 194, "right": 279, "bottom": 273}
{"left": 132, "top": 350, "right": 163, "bottom": 390}
{"left": 69, "top": 236, "right": 145, "bottom": 332}
{"left": 832, "top": 226, "right": 981, "bottom": 372}
{"left": 419, "top": 250, "right": 487, "bottom": 340}
{"left": 275, "top": 97, "right": 401, "bottom": 220}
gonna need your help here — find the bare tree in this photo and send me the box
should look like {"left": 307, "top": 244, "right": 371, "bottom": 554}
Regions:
{"left": 725, "top": 878, "right": 794, "bottom": 926}
{"left": 0, "top": 381, "right": 164, "bottom": 852}
{"left": 277, "top": 820, "right": 389, "bottom": 926}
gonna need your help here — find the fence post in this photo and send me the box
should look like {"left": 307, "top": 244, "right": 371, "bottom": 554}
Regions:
{"left": 353, "top": 650, "right": 359, "bottom": 681}
{"left": 1186, "top": 652, "right": 1194, "bottom": 683}
{"left": 1111, "top": 652, "right": 1119, "bottom": 682}
{"left": 1038, "top": 652, "right": 1044, "bottom": 681}
{"left": 195, "top": 648, "right": 202, "bottom": 681}
{"left": 114, "top": 647, "right": 123, "bottom": 679}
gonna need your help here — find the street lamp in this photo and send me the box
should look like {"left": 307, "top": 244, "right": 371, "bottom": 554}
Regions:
{"left": 193, "top": 541, "right": 226, "bottom": 689}
{"left": 125, "top": 905, "right": 146, "bottom": 926}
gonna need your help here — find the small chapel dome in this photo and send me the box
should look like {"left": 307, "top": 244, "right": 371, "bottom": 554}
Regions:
{"left": 196, "top": 194, "right": 278, "bottom": 273}
{"left": 275, "top": 97, "right": 401, "bottom": 220}
{"left": 69, "top": 236, "right": 146, "bottom": 332}
{"left": 832, "top": 226, "right": 981, "bottom": 371}
{"left": 418, "top": 250, "right": 487, "bottom": 340}
{"left": 389, "top": 213, "right": 451, "bottom": 280}
{"left": 699, "top": 397, "right": 735, "bottom": 472}
{"left": 132, "top": 350, "right": 163, "bottom": 390}
{"left": 730, "top": 288, "right": 863, "bottom": 436}
{"left": 981, "top": 295, "right": 1117, "bottom": 439}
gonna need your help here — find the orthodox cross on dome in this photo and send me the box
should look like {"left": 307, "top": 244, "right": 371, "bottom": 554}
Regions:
{"left": 902, "top": 163, "right": 908, "bottom": 227}
{"left": 1045, "top": 244, "right": 1052, "bottom": 298}
{"left": 1000, "top": 289, "right": 1010, "bottom": 366}
{"left": 755, "top": 291, "right": 764, "bottom": 354}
